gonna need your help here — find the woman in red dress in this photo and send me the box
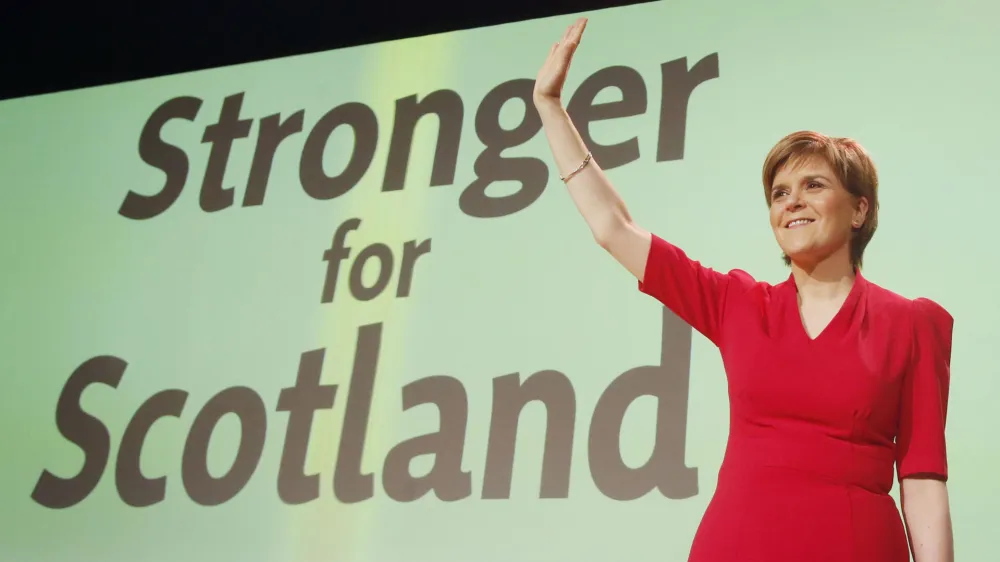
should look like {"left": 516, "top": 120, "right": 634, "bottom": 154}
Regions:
{"left": 533, "top": 18, "right": 955, "bottom": 562}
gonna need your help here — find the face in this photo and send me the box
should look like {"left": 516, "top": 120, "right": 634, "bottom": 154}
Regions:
{"left": 769, "top": 155, "right": 868, "bottom": 268}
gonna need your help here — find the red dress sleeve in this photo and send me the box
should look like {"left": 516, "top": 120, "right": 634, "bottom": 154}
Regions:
{"left": 637, "top": 233, "right": 735, "bottom": 347}
{"left": 895, "top": 297, "right": 954, "bottom": 481}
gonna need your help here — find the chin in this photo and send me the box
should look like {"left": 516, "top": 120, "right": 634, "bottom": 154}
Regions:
{"left": 781, "top": 247, "right": 818, "bottom": 266}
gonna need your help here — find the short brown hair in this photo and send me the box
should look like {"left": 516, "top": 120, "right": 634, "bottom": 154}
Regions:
{"left": 761, "top": 130, "right": 879, "bottom": 269}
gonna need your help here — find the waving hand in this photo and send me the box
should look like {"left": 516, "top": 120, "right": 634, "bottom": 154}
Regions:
{"left": 531, "top": 17, "right": 652, "bottom": 282}
{"left": 533, "top": 18, "right": 588, "bottom": 103}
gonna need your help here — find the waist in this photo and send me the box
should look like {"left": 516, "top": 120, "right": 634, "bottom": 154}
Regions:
{"left": 721, "top": 433, "right": 896, "bottom": 494}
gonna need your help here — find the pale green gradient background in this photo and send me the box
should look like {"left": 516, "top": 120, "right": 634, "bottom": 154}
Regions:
{"left": 0, "top": 0, "right": 997, "bottom": 560}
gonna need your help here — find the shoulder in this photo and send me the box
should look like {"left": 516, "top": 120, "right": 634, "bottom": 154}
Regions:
{"left": 715, "top": 267, "right": 774, "bottom": 295}
{"left": 863, "top": 280, "right": 913, "bottom": 314}
{"left": 910, "top": 297, "right": 954, "bottom": 329}
{"left": 717, "top": 268, "right": 787, "bottom": 312}
{"left": 726, "top": 268, "right": 759, "bottom": 287}
{"left": 865, "top": 279, "right": 954, "bottom": 355}
{"left": 864, "top": 280, "right": 953, "bottom": 322}
{"left": 909, "top": 297, "right": 954, "bottom": 361}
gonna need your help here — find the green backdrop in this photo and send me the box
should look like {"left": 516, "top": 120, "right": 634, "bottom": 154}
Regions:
{"left": 1, "top": 0, "right": 996, "bottom": 560}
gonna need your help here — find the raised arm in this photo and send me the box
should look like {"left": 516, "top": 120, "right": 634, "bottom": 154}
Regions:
{"left": 532, "top": 18, "right": 651, "bottom": 281}
{"left": 532, "top": 18, "right": 739, "bottom": 347}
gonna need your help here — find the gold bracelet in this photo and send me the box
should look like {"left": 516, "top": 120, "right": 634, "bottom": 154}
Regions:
{"left": 560, "top": 152, "right": 593, "bottom": 183}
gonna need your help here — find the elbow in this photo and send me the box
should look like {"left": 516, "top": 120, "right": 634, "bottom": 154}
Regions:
{"left": 901, "top": 477, "right": 950, "bottom": 513}
{"left": 900, "top": 478, "right": 952, "bottom": 533}
{"left": 594, "top": 230, "right": 613, "bottom": 251}
{"left": 592, "top": 215, "right": 629, "bottom": 250}
{"left": 900, "top": 478, "right": 953, "bottom": 560}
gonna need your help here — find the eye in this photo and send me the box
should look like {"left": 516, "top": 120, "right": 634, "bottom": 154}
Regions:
{"left": 771, "top": 189, "right": 787, "bottom": 199}
{"left": 807, "top": 181, "right": 823, "bottom": 189}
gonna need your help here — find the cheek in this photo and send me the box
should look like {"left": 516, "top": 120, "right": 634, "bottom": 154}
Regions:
{"left": 829, "top": 208, "right": 856, "bottom": 233}
{"left": 768, "top": 206, "right": 782, "bottom": 228}
{"left": 815, "top": 197, "right": 854, "bottom": 227}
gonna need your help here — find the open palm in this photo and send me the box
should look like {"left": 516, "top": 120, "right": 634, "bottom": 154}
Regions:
{"left": 533, "top": 18, "right": 588, "bottom": 102}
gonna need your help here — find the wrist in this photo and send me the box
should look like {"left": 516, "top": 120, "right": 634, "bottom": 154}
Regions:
{"left": 532, "top": 94, "right": 564, "bottom": 112}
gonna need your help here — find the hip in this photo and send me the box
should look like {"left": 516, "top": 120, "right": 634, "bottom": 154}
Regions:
{"left": 688, "top": 466, "right": 909, "bottom": 562}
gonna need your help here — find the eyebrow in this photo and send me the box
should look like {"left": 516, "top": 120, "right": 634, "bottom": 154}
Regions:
{"left": 771, "top": 174, "right": 832, "bottom": 190}
{"left": 803, "top": 174, "right": 831, "bottom": 183}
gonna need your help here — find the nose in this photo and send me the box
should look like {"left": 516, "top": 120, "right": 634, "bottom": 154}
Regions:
{"left": 783, "top": 189, "right": 804, "bottom": 211}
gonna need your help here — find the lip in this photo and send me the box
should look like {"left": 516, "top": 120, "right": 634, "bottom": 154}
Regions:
{"left": 784, "top": 218, "right": 815, "bottom": 228}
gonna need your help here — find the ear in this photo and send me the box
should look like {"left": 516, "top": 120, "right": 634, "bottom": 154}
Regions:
{"left": 852, "top": 196, "right": 869, "bottom": 229}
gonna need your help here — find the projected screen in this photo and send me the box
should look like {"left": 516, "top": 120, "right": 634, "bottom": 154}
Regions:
{"left": 0, "top": 1, "right": 995, "bottom": 560}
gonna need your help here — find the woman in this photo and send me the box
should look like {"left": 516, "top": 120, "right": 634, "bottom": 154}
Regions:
{"left": 533, "top": 18, "right": 955, "bottom": 562}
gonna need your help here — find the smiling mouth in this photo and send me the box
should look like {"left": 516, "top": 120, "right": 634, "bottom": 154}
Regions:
{"left": 786, "top": 219, "right": 814, "bottom": 228}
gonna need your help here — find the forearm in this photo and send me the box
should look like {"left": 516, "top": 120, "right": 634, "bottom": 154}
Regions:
{"left": 902, "top": 479, "right": 954, "bottom": 562}
{"left": 534, "top": 96, "right": 633, "bottom": 245}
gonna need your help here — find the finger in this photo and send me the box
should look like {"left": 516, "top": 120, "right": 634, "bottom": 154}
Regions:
{"left": 543, "top": 42, "right": 559, "bottom": 69}
{"left": 570, "top": 18, "right": 588, "bottom": 43}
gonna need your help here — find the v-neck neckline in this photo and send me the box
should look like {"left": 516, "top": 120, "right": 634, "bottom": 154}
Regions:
{"left": 784, "top": 269, "right": 867, "bottom": 345}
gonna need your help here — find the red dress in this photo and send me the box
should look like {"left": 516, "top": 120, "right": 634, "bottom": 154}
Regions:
{"left": 638, "top": 234, "right": 953, "bottom": 562}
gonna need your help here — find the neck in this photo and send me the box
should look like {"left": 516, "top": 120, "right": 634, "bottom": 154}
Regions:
{"left": 790, "top": 247, "right": 856, "bottom": 303}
